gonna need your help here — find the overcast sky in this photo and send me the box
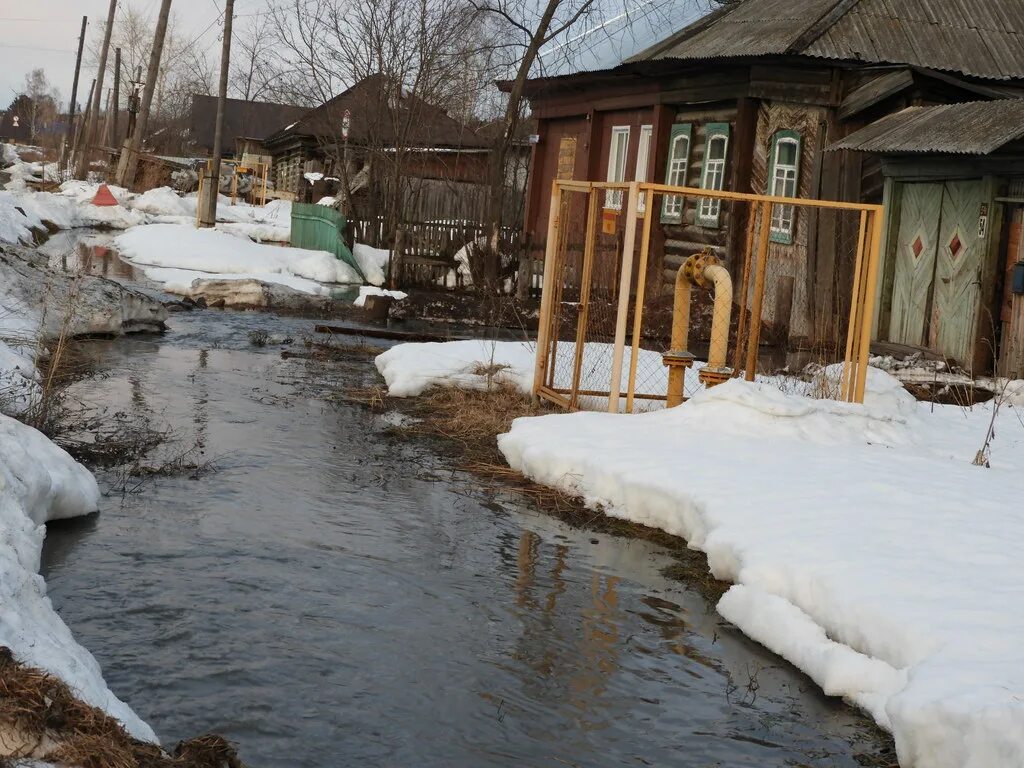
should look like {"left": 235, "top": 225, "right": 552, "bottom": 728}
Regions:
{"left": 0, "top": 0, "right": 700, "bottom": 110}
{"left": 0, "top": 0, "right": 227, "bottom": 108}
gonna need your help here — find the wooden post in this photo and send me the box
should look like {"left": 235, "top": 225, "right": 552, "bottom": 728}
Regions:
{"left": 853, "top": 211, "right": 884, "bottom": 403}
{"left": 111, "top": 47, "right": 121, "bottom": 148}
{"left": 533, "top": 181, "right": 563, "bottom": 399}
{"left": 65, "top": 15, "right": 88, "bottom": 174}
{"left": 569, "top": 190, "right": 600, "bottom": 409}
{"left": 626, "top": 188, "right": 655, "bottom": 413}
{"left": 744, "top": 202, "right": 773, "bottom": 381}
{"left": 200, "top": 0, "right": 234, "bottom": 227}
{"left": 608, "top": 182, "right": 640, "bottom": 414}
{"left": 72, "top": 78, "right": 96, "bottom": 173}
{"left": 116, "top": 0, "right": 172, "bottom": 188}
{"left": 842, "top": 210, "right": 870, "bottom": 401}
{"left": 77, "top": 0, "right": 116, "bottom": 179}
{"left": 732, "top": 208, "right": 758, "bottom": 373}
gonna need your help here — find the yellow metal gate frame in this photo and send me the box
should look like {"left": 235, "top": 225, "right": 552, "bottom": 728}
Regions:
{"left": 533, "top": 180, "right": 884, "bottom": 411}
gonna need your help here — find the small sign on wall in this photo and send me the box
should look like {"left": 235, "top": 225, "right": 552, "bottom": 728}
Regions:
{"left": 602, "top": 208, "right": 617, "bottom": 234}
{"left": 979, "top": 203, "right": 989, "bottom": 239}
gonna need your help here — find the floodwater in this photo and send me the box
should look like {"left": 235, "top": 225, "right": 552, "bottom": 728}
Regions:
{"left": 38, "top": 260, "right": 889, "bottom": 766}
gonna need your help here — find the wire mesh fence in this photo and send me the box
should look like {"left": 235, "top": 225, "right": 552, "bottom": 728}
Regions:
{"left": 534, "top": 180, "right": 883, "bottom": 412}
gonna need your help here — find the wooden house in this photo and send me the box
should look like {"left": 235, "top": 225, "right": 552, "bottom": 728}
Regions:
{"left": 833, "top": 100, "right": 1024, "bottom": 374}
{"left": 263, "top": 74, "right": 493, "bottom": 210}
{"left": 515, "top": 0, "right": 1024, "bottom": 351}
{"left": 187, "top": 95, "right": 307, "bottom": 158}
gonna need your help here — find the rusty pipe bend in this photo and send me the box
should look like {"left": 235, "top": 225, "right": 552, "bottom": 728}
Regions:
{"left": 664, "top": 254, "right": 734, "bottom": 401}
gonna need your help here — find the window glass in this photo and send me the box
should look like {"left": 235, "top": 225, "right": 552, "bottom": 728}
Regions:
{"left": 605, "top": 126, "right": 630, "bottom": 209}
{"left": 698, "top": 128, "right": 729, "bottom": 225}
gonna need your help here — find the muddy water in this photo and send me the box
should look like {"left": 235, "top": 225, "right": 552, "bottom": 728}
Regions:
{"left": 39, "top": 305, "right": 887, "bottom": 767}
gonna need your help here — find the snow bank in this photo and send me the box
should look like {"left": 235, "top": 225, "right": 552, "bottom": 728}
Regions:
{"left": 375, "top": 339, "right": 681, "bottom": 410}
{"left": 142, "top": 266, "right": 331, "bottom": 297}
{"left": 353, "top": 243, "right": 389, "bottom": 286}
{"left": 129, "top": 186, "right": 190, "bottom": 217}
{"left": 353, "top": 286, "right": 406, "bottom": 307}
{"left": 497, "top": 374, "right": 1024, "bottom": 768}
{"left": 375, "top": 340, "right": 537, "bottom": 397}
{"left": 115, "top": 223, "right": 361, "bottom": 285}
{"left": 0, "top": 413, "right": 155, "bottom": 742}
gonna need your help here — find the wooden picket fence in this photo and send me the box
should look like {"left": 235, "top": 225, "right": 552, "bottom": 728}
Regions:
{"left": 348, "top": 216, "right": 524, "bottom": 291}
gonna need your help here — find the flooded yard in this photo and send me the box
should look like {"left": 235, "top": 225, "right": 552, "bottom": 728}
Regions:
{"left": 34, "top": 300, "right": 892, "bottom": 767}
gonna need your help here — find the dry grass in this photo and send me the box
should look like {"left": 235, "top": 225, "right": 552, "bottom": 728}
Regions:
{"left": 0, "top": 647, "right": 243, "bottom": 767}
{"left": 282, "top": 340, "right": 386, "bottom": 363}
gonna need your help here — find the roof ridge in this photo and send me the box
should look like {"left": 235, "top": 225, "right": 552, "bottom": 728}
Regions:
{"left": 786, "top": 0, "right": 864, "bottom": 54}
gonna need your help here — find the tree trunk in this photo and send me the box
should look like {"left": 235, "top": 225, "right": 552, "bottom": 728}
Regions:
{"left": 482, "top": 0, "right": 563, "bottom": 292}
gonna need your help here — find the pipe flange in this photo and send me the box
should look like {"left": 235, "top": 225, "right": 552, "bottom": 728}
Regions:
{"left": 662, "top": 350, "right": 695, "bottom": 369}
{"left": 698, "top": 366, "right": 733, "bottom": 388}
{"left": 681, "top": 251, "right": 720, "bottom": 289}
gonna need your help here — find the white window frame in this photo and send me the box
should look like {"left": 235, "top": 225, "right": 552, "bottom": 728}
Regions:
{"left": 634, "top": 125, "right": 652, "bottom": 212}
{"left": 697, "top": 123, "right": 730, "bottom": 227}
{"left": 769, "top": 130, "right": 802, "bottom": 244}
{"left": 661, "top": 124, "right": 692, "bottom": 223}
{"left": 605, "top": 125, "right": 630, "bottom": 210}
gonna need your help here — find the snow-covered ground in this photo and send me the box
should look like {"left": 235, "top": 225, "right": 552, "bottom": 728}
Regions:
{"left": 375, "top": 338, "right": 686, "bottom": 409}
{"left": 0, "top": 240, "right": 162, "bottom": 742}
{"left": 1, "top": 144, "right": 401, "bottom": 304}
{"left": 0, "top": 413, "right": 156, "bottom": 742}
{"left": 377, "top": 338, "right": 1024, "bottom": 768}
{"left": 115, "top": 224, "right": 363, "bottom": 296}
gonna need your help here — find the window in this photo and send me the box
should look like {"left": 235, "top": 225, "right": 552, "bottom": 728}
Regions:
{"left": 769, "top": 130, "right": 802, "bottom": 244}
{"left": 635, "top": 125, "right": 652, "bottom": 212}
{"left": 697, "top": 123, "right": 730, "bottom": 227}
{"left": 605, "top": 126, "right": 630, "bottom": 209}
{"left": 661, "top": 123, "right": 692, "bottom": 223}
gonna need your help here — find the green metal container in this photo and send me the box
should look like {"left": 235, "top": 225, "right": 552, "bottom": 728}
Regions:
{"left": 290, "top": 202, "right": 366, "bottom": 282}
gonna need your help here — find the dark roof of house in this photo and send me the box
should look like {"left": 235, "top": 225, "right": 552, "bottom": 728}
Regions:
{"left": 627, "top": 0, "right": 1024, "bottom": 81}
{"left": 265, "top": 74, "right": 490, "bottom": 150}
{"left": 189, "top": 95, "right": 308, "bottom": 155}
{"left": 828, "top": 99, "right": 1024, "bottom": 154}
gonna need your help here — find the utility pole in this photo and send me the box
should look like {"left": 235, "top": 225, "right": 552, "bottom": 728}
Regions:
{"left": 65, "top": 15, "right": 88, "bottom": 175}
{"left": 200, "top": 0, "right": 234, "bottom": 227}
{"left": 116, "top": 0, "right": 172, "bottom": 188}
{"left": 112, "top": 47, "right": 121, "bottom": 147}
{"left": 76, "top": 0, "right": 117, "bottom": 179}
{"left": 72, "top": 78, "right": 96, "bottom": 168}
{"left": 125, "top": 66, "right": 142, "bottom": 141}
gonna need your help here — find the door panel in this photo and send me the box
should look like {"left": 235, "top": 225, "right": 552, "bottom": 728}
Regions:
{"left": 890, "top": 183, "right": 942, "bottom": 346}
{"left": 931, "top": 180, "right": 985, "bottom": 364}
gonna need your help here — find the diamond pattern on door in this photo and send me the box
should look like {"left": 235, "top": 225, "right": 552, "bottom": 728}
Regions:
{"left": 890, "top": 184, "right": 942, "bottom": 347}
{"left": 930, "top": 181, "right": 984, "bottom": 363}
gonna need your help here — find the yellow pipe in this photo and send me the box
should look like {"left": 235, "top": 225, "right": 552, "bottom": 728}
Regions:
{"left": 703, "top": 263, "right": 732, "bottom": 372}
{"left": 664, "top": 254, "right": 734, "bottom": 406}
{"left": 665, "top": 267, "right": 693, "bottom": 408}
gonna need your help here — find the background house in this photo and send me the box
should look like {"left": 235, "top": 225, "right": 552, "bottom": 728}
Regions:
{"left": 264, "top": 74, "right": 498, "bottom": 218}
{"left": 515, "top": 0, "right": 1024, "bottom": 353}
{"left": 833, "top": 100, "right": 1024, "bottom": 374}
{"left": 188, "top": 95, "right": 307, "bottom": 159}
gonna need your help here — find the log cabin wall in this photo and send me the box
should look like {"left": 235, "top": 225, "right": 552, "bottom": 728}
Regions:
{"left": 659, "top": 102, "right": 740, "bottom": 290}
{"left": 748, "top": 101, "right": 831, "bottom": 340}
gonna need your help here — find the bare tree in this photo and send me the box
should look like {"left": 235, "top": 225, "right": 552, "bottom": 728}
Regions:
{"left": 270, "top": 0, "right": 486, "bottom": 281}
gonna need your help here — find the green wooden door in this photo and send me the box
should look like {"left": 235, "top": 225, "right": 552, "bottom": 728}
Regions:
{"left": 890, "top": 183, "right": 942, "bottom": 346}
{"left": 930, "top": 180, "right": 985, "bottom": 364}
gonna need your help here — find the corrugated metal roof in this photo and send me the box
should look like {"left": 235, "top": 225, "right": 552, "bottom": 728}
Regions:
{"left": 827, "top": 100, "right": 1024, "bottom": 154}
{"left": 805, "top": 0, "right": 1024, "bottom": 81}
{"left": 630, "top": 0, "right": 1024, "bottom": 81}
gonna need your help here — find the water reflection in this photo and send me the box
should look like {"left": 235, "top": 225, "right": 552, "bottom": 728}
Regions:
{"left": 39, "top": 308, "right": 887, "bottom": 768}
